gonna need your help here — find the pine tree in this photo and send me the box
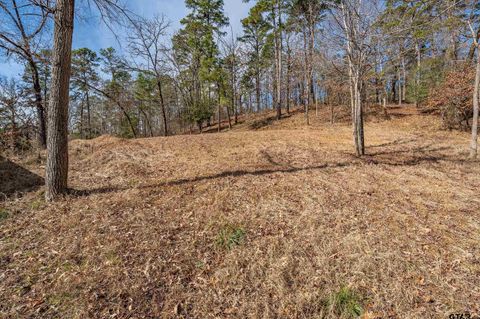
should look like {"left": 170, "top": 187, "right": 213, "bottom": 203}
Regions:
{"left": 175, "top": 0, "right": 229, "bottom": 130}
{"left": 71, "top": 48, "right": 100, "bottom": 139}
{"left": 239, "top": 3, "right": 271, "bottom": 112}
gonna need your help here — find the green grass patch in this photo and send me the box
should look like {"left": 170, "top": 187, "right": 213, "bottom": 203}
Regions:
{"left": 30, "top": 199, "right": 44, "bottom": 210}
{"left": 0, "top": 209, "right": 9, "bottom": 222}
{"left": 215, "top": 224, "right": 246, "bottom": 250}
{"left": 0, "top": 209, "right": 10, "bottom": 222}
{"left": 328, "top": 286, "right": 364, "bottom": 318}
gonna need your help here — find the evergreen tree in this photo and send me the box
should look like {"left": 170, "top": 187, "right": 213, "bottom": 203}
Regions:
{"left": 174, "top": 0, "right": 229, "bottom": 130}
{"left": 239, "top": 3, "right": 271, "bottom": 112}
{"left": 71, "top": 48, "right": 100, "bottom": 139}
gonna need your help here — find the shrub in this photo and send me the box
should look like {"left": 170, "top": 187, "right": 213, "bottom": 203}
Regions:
{"left": 428, "top": 64, "right": 475, "bottom": 130}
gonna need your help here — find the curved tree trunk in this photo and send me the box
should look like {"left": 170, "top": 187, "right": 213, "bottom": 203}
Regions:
{"left": 30, "top": 61, "right": 47, "bottom": 148}
{"left": 45, "top": 0, "right": 75, "bottom": 201}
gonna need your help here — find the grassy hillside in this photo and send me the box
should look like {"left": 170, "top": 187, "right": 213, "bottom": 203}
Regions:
{"left": 1, "top": 106, "right": 479, "bottom": 318}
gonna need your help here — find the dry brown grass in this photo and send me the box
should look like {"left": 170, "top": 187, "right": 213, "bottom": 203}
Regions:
{"left": 1, "top": 105, "right": 479, "bottom": 318}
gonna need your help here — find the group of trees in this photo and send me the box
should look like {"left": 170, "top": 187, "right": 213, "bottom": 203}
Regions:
{"left": 0, "top": 0, "right": 479, "bottom": 200}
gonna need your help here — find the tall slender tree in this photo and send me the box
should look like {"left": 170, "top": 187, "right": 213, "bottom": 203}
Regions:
{"left": 239, "top": 3, "right": 271, "bottom": 112}
{"left": 71, "top": 47, "right": 100, "bottom": 139}
{"left": 290, "top": 0, "right": 326, "bottom": 124}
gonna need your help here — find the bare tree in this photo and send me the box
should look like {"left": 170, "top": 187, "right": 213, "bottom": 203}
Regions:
{"left": 0, "top": 77, "right": 22, "bottom": 149}
{"left": 0, "top": 0, "right": 50, "bottom": 148}
{"left": 128, "top": 15, "right": 170, "bottom": 136}
{"left": 330, "top": 0, "right": 377, "bottom": 156}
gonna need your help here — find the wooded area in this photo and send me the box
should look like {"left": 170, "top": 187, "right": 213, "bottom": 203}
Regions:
{"left": 0, "top": 0, "right": 479, "bottom": 199}
{"left": 1, "top": 0, "right": 480, "bottom": 318}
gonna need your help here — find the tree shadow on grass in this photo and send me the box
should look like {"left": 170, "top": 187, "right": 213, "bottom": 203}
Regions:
{"left": 0, "top": 155, "right": 43, "bottom": 199}
{"left": 75, "top": 143, "right": 471, "bottom": 197}
{"left": 248, "top": 110, "right": 299, "bottom": 130}
{"left": 74, "top": 161, "right": 351, "bottom": 196}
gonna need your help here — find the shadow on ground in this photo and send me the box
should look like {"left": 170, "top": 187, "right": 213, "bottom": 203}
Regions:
{"left": 76, "top": 141, "right": 470, "bottom": 198}
{"left": 0, "top": 155, "right": 43, "bottom": 198}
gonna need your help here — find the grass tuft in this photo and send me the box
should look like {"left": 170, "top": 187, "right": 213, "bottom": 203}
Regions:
{"left": 328, "top": 286, "right": 364, "bottom": 318}
{"left": 215, "top": 224, "right": 246, "bottom": 250}
{"left": 30, "top": 198, "right": 44, "bottom": 210}
{"left": 0, "top": 208, "right": 9, "bottom": 222}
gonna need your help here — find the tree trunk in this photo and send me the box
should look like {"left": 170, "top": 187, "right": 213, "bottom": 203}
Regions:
{"left": 468, "top": 28, "right": 480, "bottom": 62}
{"left": 217, "top": 84, "right": 221, "bottom": 132}
{"left": 86, "top": 90, "right": 91, "bottom": 139}
{"left": 79, "top": 99, "right": 84, "bottom": 138}
{"left": 226, "top": 94, "right": 232, "bottom": 130}
{"left": 156, "top": 78, "right": 168, "bottom": 136}
{"left": 286, "top": 40, "right": 291, "bottom": 114}
{"left": 255, "top": 73, "right": 261, "bottom": 112}
{"left": 402, "top": 57, "right": 406, "bottom": 102}
{"left": 397, "top": 67, "right": 402, "bottom": 106}
{"left": 235, "top": 94, "right": 239, "bottom": 124}
{"left": 303, "top": 29, "right": 309, "bottom": 125}
{"left": 415, "top": 42, "right": 421, "bottom": 108}
{"left": 45, "top": 0, "right": 75, "bottom": 201}
{"left": 274, "top": 0, "right": 282, "bottom": 120}
{"left": 139, "top": 107, "right": 153, "bottom": 137}
{"left": 382, "top": 95, "right": 390, "bottom": 120}
{"left": 353, "top": 78, "right": 365, "bottom": 156}
{"left": 231, "top": 55, "right": 238, "bottom": 125}
{"left": 469, "top": 48, "right": 480, "bottom": 159}
{"left": 249, "top": 92, "right": 253, "bottom": 113}
{"left": 30, "top": 61, "right": 47, "bottom": 148}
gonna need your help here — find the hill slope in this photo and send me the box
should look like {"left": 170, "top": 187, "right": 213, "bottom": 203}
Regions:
{"left": 1, "top": 107, "right": 479, "bottom": 318}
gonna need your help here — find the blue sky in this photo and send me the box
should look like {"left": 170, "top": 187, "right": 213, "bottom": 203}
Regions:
{"left": 0, "top": 0, "right": 252, "bottom": 78}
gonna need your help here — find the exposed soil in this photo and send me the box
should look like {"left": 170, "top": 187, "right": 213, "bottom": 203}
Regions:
{"left": 1, "top": 105, "right": 479, "bottom": 318}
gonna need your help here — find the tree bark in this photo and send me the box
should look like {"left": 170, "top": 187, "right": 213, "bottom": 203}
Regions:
{"left": 45, "top": 0, "right": 75, "bottom": 201}
{"left": 470, "top": 47, "right": 480, "bottom": 159}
